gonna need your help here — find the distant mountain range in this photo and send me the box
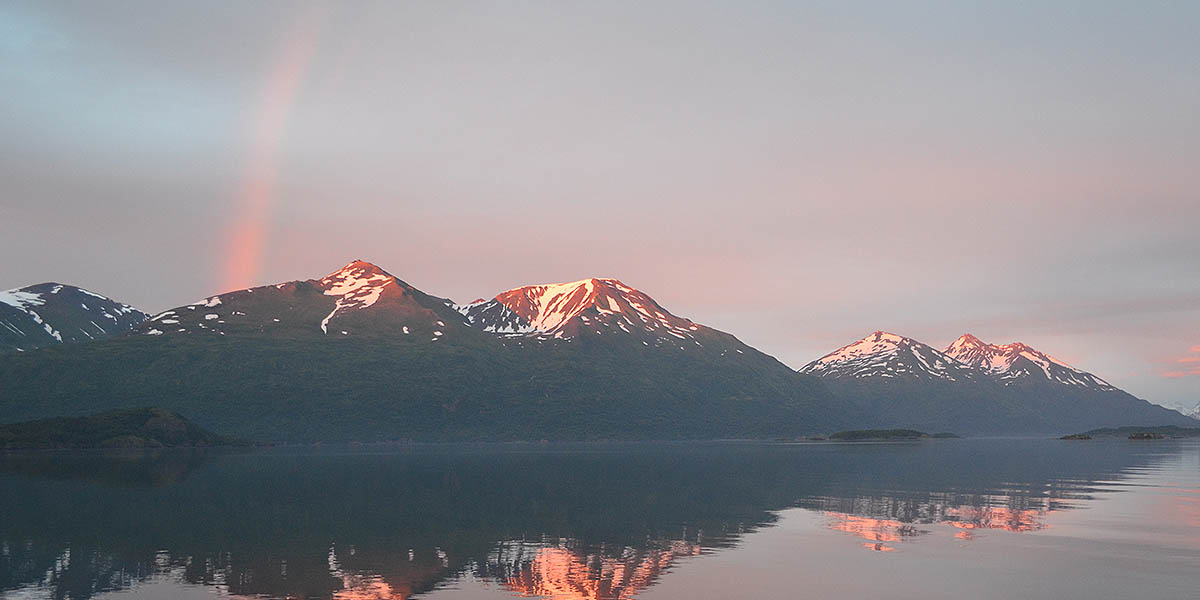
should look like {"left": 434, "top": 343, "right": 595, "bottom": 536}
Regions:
{"left": 800, "top": 330, "right": 1115, "bottom": 390}
{"left": 800, "top": 331, "right": 1188, "bottom": 434}
{"left": 0, "top": 261, "right": 1192, "bottom": 440}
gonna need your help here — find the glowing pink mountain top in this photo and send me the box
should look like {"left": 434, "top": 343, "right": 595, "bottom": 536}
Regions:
{"left": 484, "top": 277, "right": 700, "bottom": 339}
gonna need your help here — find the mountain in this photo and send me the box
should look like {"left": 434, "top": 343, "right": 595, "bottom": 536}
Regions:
{"left": 802, "top": 331, "right": 1196, "bottom": 434}
{"left": 943, "top": 333, "right": 1114, "bottom": 389}
{"left": 459, "top": 277, "right": 756, "bottom": 357}
{"left": 1186, "top": 402, "right": 1200, "bottom": 420}
{"left": 460, "top": 277, "right": 701, "bottom": 341}
{"left": 800, "top": 331, "right": 979, "bottom": 382}
{"left": 0, "top": 283, "right": 148, "bottom": 353}
{"left": 139, "top": 259, "right": 472, "bottom": 341}
{"left": 0, "top": 261, "right": 845, "bottom": 441}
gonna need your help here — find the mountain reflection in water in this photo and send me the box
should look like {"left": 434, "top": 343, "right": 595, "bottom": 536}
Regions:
{"left": 0, "top": 440, "right": 1188, "bottom": 599}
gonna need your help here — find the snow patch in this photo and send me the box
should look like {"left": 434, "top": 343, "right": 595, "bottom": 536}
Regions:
{"left": 318, "top": 262, "right": 395, "bottom": 334}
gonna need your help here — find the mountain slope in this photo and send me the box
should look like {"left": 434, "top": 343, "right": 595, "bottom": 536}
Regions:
{"left": 802, "top": 331, "right": 1195, "bottom": 434}
{"left": 0, "top": 283, "right": 148, "bottom": 353}
{"left": 0, "top": 263, "right": 847, "bottom": 441}
{"left": 943, "top": 333, "right": 1115, "bottom": 389}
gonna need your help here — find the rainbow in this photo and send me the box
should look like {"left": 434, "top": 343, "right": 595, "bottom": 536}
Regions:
{"left": 220, "top": 6, "right": 323, "bottom": 293}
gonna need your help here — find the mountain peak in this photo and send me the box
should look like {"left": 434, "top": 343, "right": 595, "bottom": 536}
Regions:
{"left": 494, "top": 277, "right": 692, "bottom": 336}
{"left": 867, "top": 331, "right": 907, "bottom": 344}
{"left": 800, "top": 331, "right": 976, "bottom": 381}
{"left": 322, "top": 259, "right": 391, "bottom": 281}
{"left": 942, "top": 336, "right": 1113, "bottom": 389}
{"left": 814, "top": 331, "right": 915, "bottom": 362}
{"left": 139, "top": 260, "right": 469, "bottom": 340}
{"left": 950, "top": 332, "right": 985, "bottom": 347}
{"left": 458, "top": 277, "right": 705, "bottom": 344}
{"left": 317, "top": 261, "right": 399, "bottom": 334}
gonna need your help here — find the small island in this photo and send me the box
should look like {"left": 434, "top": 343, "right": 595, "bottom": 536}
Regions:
{"left": 0, "top": 408, "right": 252, "bottom": 450}
{"left": 828, "top": 429, "right": 960, "bottom": 441}
{"left": 1060, "top": 425, "right": 1200, "bottom": 441}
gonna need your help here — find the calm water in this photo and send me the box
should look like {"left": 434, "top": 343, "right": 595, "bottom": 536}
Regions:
{"left": 0, "top": 440, "right": 1196, "bottom": 600}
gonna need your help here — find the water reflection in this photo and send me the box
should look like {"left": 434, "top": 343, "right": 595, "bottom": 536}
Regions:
{"left": 486, "top": 540, "right": 701, "bottom": 600}
{"left": 801, "top": 489, "right": 1065, "bottom": 551}
{"left": 0, "top": 440, "right": 1192, "bottom": 599}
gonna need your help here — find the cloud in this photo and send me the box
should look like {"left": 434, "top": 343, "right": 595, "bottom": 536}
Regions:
{"left": 1163, "top": 345, "right": 1200, "bottom": 378}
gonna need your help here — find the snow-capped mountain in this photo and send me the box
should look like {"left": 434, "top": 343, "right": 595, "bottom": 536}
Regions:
{"left": 458, "top": 277, "right": 722, "bottom": 351}
{"left": 798, "top": 331, "right": 979, "bottom": 381}
{"left": 1186, "top": 402, "right": 1200, "bottom": 421}
{"left": 798, "top": 330, "right": 1195, "bottom": 434}
{"left": 139, "top": 260, "right": 470, "bottom": 342}
{"left": 0, "top": 283, "right": 148, "bottom": 352}
{"left": 943, "top": 333, "right": 1115, "bottom": 390}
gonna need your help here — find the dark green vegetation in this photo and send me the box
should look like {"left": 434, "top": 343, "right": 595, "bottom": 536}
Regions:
{"left": 818, "top": 378, "right": 1196, "bottom": 436}
{"left": 829, "top": 429, "right": 957, "bottom": 441}
{"left": 1063, "top": 425, "right": 1200, "bottom": 439}
{"left": 1128, "top": 431, "right": 1165, "bottom": 440}
{"left": 0, "top": 408, "right": 248, "bottom": 449}
{"left": 0, "top": 333, "right": 847, "bottom": 442}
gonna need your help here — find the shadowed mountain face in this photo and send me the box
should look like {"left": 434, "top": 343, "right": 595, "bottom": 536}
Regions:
{"left": 801, "top": 331, "right": 1195, "bottom": 435}
{"left": 0, "top": 441, "right": 1177, "bottom": 599}
{"left": 0, "top": 283, "right": 147, "bottom": 353}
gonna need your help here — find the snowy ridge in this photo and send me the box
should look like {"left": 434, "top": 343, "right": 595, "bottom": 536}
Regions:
{"left": 460, "top": 277, "right": 704, "bottom": 344}
{"left": 0, "top": 283, "right": 147, "bottom": 352}
{"left": 144, "top": 259, "right": 403, "bottom": 336}
{"left": 943, "top": 334, "right": 1116, "bottom": 389}
{"left": 801, "top": 331, "right": 1121, "bottom": 391}
{"left": 139, "top": 260, "right": 468, "bottom": 340}
{"left": 799, "top": 331, "right": 976, "bottom": 381}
